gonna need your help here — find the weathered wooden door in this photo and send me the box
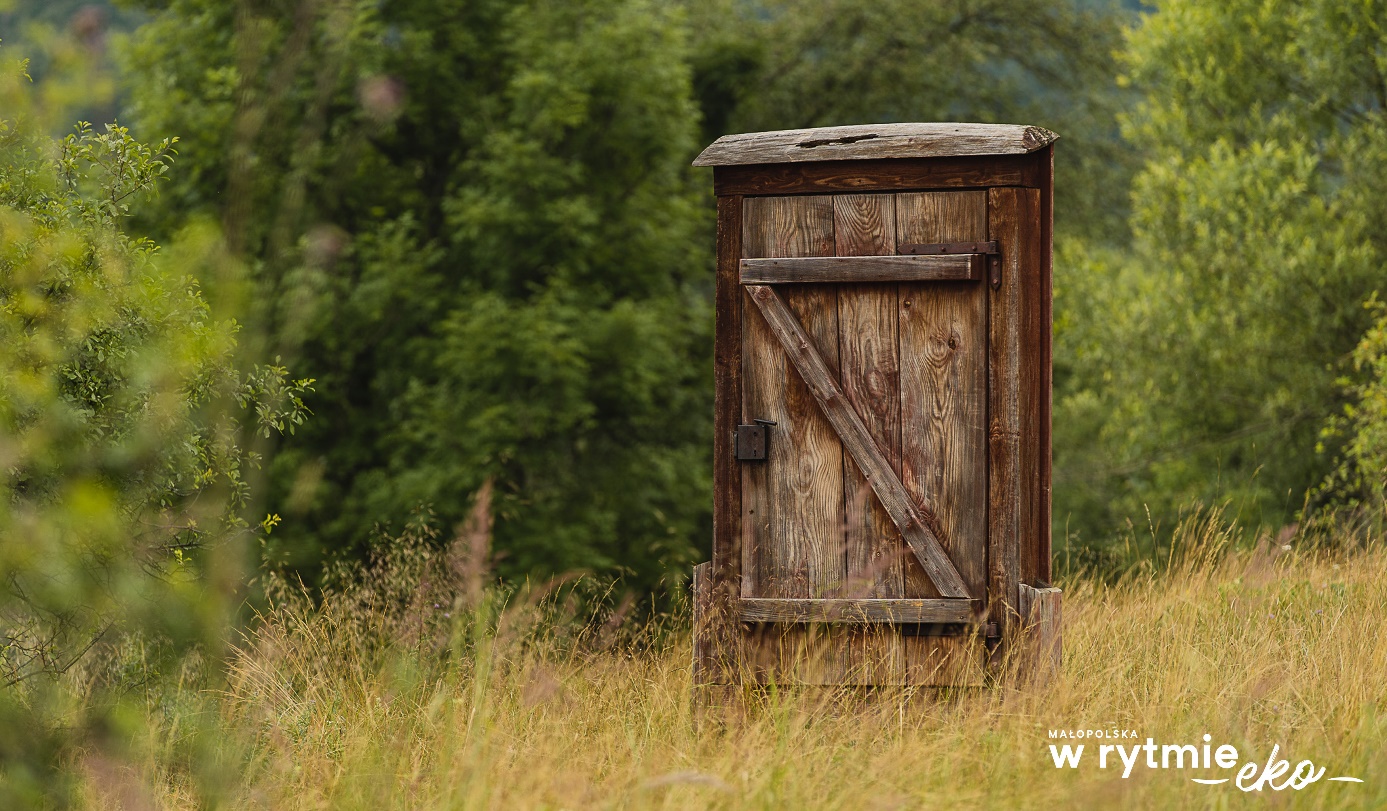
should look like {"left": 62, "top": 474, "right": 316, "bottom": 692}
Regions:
{"left": 736, "top": 190, "right": 1027, "bottom": 685}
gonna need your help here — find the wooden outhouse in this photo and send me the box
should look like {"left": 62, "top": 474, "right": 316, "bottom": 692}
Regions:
{"left": 690, "top": 123, "right": 1061, "bottom": 693}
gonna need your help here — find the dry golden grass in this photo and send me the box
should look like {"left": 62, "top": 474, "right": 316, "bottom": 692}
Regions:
{"left": 83, "top": 515, "right": 1387, "bottom": 810}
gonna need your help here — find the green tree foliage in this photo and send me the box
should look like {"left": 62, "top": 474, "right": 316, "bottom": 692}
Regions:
{"left": 681, "top": 0, "right": 1136, "bottom": 240}
{"left": 1053, "top": 0, "right": 1386, "bottom": 560}
{"left": 1318, "top": 298, "right": 1387, "bottom": 534}
{"left": 121, "top": 0, "right": 711, "bottom": 589}
{"left": 0, "top": 53, "right": 308, "bottom": 804}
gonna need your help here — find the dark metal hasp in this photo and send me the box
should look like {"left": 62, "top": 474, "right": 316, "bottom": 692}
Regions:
{"left": 898, "top": 240, "right": 998, "bottom": 256}
{"left": 734, "top": 419, "right": 776, "bottom": 461}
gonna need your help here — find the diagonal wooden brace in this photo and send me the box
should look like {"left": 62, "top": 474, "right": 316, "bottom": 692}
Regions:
{"left": 744, "top": 284, "right": 970, "bottom": 599}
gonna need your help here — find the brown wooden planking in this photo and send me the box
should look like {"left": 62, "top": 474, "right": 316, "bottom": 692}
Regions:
{"left": 987, "top": 188, "right": 1039, "bottom": 650}
{"left": 892, "top": 192, "right": 989, "bottom": 684}
{"left": 739, "top": 254, "right": 980, "bottom": 284}
{"left": 782, "top": 281, "right": 846, "bottom": 683}
{"left": 833, "top": 194, "right": 902, "bottom": 600}
{"left": 833, "top": 194, "right": 904, "bottom": 683}
{"left": 1038, "top": 146, "right": 1054, "bottom": 584}
{"left": 741, "top": 195, "right": 835, "bottom": 258}
{"left": 744, "top": 284, "right": 969, "bottom": 599}
{"left": 897, "top": 287, "right": 989, "bottom": 601}
{"left": 741, "top": 195, "right": 836, "bottom": 601}
{"left": 895, "top": 192, "right": 989, "bottom": 601}
{"left": 780, "top": 282, "right": 846, "bottom": 598}
{"left": 740, "top": 598, "right": 977, "bottom": 624}
{"left": 740, "top": 196, "right": 842, "bottom": 681}
{"left": 710, "top": 195, "right": 743, "bottom": 684}
{"left": 713, "top": 154, "right": 1043, "bottom": 196}
{"left": 1020, "top": 186, "right": 1043, "bottom": 588}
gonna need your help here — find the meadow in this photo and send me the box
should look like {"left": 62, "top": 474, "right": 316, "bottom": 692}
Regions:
{"left": 73, "top": 514, "right": 1387, "bottom": 810}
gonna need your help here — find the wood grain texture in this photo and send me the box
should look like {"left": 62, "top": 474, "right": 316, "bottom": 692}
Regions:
{"left": 987, "top": 188, "right": 1039, "bottom": 650}
{"left": 740, "top": 254, "right": 980, "bottom": 284}
{"left": 741, "top": 195, "right": 835, "bottom": 258}
{"left": 832, "top": 195, "right": 902, "bottom": 600}
{"left": 1017, "top": 584, "right": 1062, "bottom": 686}
{"left": 694, "top": 123, "right": 1058, "bottom": 166}
{"left": 740, "top": 196, "right": 842, "bottom": 680}
{"left": 740, "top": 598, "right": 977, "bottom": 624}
{"left": 895, "top": 192, "right": 989, "bottom": 601}
{"left": 892, "top": 192, "right": 990, "bottom": 684}
{"left": 745, "top": 284, "right": 969, "bottom": 599}
{"left": 713, "top": 155, "right": 1041, "bottom": 196}
{"left": 1038, "top": 146, "right": 1054, "bottom": 585}
{"left": 898, "top": 289, "right": 988, "bottom": 600}
{"left": 1020, "top": 186, "right": 1043, "bottom": 588}
{"left": 833, "top": 194, "right": 904, "bottom": 685}
{"left": 710, "top": 195, "right": 743, "bottom": 684}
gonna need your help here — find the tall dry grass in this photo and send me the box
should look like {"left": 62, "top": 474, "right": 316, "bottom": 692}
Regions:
{"left": 79, "top": 509, "right": 1387, "bottom": 810}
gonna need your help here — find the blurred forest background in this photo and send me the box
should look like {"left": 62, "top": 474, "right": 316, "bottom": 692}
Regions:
{"left": 3, "top": 0, "right": 1387, "bottom": 804}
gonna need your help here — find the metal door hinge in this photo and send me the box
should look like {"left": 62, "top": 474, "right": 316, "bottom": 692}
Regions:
{"left": 898, "top": 240, "right": 998, "bottom": 256}
{"left": 898, "top": 240, "right": 1003, "bottom": 289}
{"left": 734, "top": 418, "right": 776, "bottom": 461}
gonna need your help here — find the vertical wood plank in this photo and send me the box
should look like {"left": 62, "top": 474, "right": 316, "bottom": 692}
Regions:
{"left": 895, "top": 191, "right": 989, "bottom": 684}
{"left": 834, "top": 193, "right": 903, "bottom": 684}
{"left": 1017, "top": 583, "right": 1063, "bottom": 686}
{"left": 987, "top": 187, "right": 1040, "bottom": 655}
{"left": 834, "top": 194, "right": 902, "bottom": 598}
{"left": 741, "top": 195, "right": 840, "bottom": 683}
{"left": 1019, "top": 160, "right": 1048, "bottom": 588}
{"left": 711, "top": 194, "right": 743, "bottom": 685}
{"left": 895, "top": 192, "right": 988, "bottom": 599}
{"left": 1038, "top": 147, "right": 1054, "bottom": 585}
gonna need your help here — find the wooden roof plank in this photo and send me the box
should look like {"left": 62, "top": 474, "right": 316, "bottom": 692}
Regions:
{"left": 693, "top": 123, "right": 1058, "bottom": 167}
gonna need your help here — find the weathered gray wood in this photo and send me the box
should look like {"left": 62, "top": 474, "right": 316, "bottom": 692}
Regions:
{"left": 987, "top": 188, "right": 1037, "bottom": 654}
{"left": 1017, "top": 584, "right": 1063, "bottom": 685}
{"left": 896, "top": 192, "right": 989, "bottom": 602}
{"left": 744, "top": 284, "right": 969, "bottom": 599}
{"left": 694, "top": 123, "right": 1059, "bottom": 167}
{"left": 740, "top": 598, "right": 977, "bottom": 624}
{"left": 739, "top": 254, "right": 981, "bottom": 284}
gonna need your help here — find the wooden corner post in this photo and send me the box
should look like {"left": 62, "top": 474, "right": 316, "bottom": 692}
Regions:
{"left": 692, "top": 193, "right": 745, "bottom": 716}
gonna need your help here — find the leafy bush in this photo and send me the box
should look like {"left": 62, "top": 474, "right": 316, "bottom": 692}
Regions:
{"left": 0, "top": 53, "right": 309, "bottom": 805}
{"left": 1314, "top": 298, "right": 1387, "bottom": 537}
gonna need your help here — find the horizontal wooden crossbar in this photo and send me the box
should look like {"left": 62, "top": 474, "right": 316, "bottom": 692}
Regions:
{"left": 739, "top": 598, "right": 980, "bottom": 624}
{"left": 739, "top": 254, "right": 980, "bottom": 284}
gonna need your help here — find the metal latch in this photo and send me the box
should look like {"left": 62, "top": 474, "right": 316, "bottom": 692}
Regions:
{"left": 898, "top": 240, "right": 1003, "bottom": 289}
{"left": 734, "top": 418, "right": 776, "bottom": 461}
